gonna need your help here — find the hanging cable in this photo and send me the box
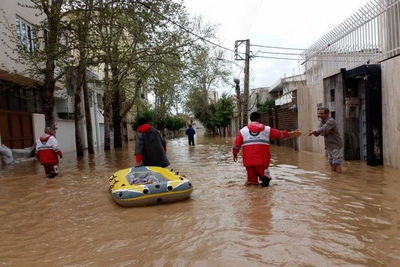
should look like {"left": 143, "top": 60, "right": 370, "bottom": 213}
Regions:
{"left": 253, "top": 55, "right": 303, "bottom": 60}
{"left": 135, "top": 1, "right": 243, "bottom": 55}
{"left": 254, "top": 50, "right": 304, "bottom": 56}
{"left": 251, "top": 44, "right": 307, "bottom": 51}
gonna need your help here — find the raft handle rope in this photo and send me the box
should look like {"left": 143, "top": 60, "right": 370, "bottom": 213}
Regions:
{"left": 108, "top": 175, "right": 117, "bottom": 182}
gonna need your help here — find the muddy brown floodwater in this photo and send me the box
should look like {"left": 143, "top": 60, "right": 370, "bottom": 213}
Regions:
{"left": 1, "top": 136, "right": 400, "bottom": 266}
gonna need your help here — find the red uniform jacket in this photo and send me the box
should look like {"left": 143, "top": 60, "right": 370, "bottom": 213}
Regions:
{"left": 36, "top": 134, "right": 62, "bottom": 165}
{"left": 233, "top": 122, "right": 289, "bottom": 167}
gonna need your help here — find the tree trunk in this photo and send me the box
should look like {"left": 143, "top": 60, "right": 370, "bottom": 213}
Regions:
{"left": 112, "top": 89, "right": 122, "bottom": 148}
{"left": 78, "top": 0, "right": 95, "bottom": 154}
{"left": 103, "top": 63, "right": 111, "bottom": 151}
{"left": 41, "top": 83, "right": 56, "bottom": 128}
{"left": 110, "top": 61, "right": 122, "bottom": 148}
{"left": 82, "top": 70, "right": 94, "bottom": 154}
{"left": 123, "top": 121, "right": 128, "bottom": 142}
{"left": 104, "top": 102, "right": 111, "bottom": 151}
{"left": 74, "top": 84, "right": 84, "bottom": 157}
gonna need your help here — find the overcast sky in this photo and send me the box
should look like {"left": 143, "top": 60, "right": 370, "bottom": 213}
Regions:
{"left": 184, "top": 0, "right": 369, "bottom": 95}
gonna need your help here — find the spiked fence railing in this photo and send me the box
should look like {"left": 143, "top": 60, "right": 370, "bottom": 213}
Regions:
{"left": 304, "top": 0, "right": 400, "bottom": 84}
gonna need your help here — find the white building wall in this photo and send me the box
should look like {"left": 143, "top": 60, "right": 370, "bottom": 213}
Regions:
{"left": 32, "top": 113, "right": 45, "bottom": 142}
{"left": 297, "top": 82, "right": 325, "bottom": 154}
{"left": 381, "top": 56, "right": 400, "bottom": 169}
{"left": 55, "top": 119, "right": 76, "bottom": 153}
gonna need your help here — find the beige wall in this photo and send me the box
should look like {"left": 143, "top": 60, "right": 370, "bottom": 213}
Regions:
{"left": 0, "top": 0, "right": 44, "bottom": 77}
{"left": 297, "top": 83, "right": 325, "bottom": 154}
{"left": 381, "top": 56, "right": 400, "bottom": 169}
{"left": 32, "top": 113, "right": 45, "bottom": 142}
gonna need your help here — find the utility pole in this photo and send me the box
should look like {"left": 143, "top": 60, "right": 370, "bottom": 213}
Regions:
{"left": 235, "top": 39, "right": 250, "bottom": 126}
{"left": 233, "top": 79, "right": 241, "bottom": 132}
{"left": 243, "top": 39, "right": 250, "bottom": 125}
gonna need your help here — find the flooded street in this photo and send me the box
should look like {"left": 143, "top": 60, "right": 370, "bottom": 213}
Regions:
{"left": 1, "top": 136, "right": 400, "bottom": 266}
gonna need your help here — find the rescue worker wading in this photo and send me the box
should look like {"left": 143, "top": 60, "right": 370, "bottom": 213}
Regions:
{"left": 233, "top": 112, "right": 301, "bottom": 187}
{"left": 135, "top": 117, "right": 170, "bottom": 167}
{"left": 36, "top": 126, "right": 63, "bottom": 179}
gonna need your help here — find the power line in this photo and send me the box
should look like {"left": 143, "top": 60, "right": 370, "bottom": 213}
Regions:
{"left": 254, "top": 50, "right": 303, "bottom": 56}
{"left": 237, "top": 61, "right": 245, "bottom": 77}
{"left": 135, "top": 2, "right": 339, "bottom": 62}
{"left": 253, "top": 55, "right": 303, "bottom": 61}
{"left": 225, "top": 61, "right": 245, "bottom": 96}
{"left": 135, "top": 1, "right": 241, "bottom": 55}
{"left": 136, "top": 2, "right": 343, "bottom": 60}
{"left": 251, "top": 44, "right": 307, "bottom": 51}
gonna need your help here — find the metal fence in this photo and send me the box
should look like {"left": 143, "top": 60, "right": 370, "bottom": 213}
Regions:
{"left": 304, "top": 0, "right": 400, "bottom": 84}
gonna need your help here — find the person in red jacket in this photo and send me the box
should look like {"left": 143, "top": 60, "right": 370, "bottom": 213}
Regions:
{"left": 233, "top": 112, "right": 301, "bottom": 187}
{"left": 36, "top": 126, "right": 63, "bottom": 178}
{"left": 135, "top": 118, "right": 170, "bottom": 167}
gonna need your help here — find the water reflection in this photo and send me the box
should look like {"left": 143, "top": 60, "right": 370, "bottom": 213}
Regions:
{"left": 0, "top": 136, "right": 399, "bottom": 266}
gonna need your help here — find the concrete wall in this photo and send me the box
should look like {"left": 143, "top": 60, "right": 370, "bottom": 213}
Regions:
{"left": 323, "top": 72, "right": 346, "bottom": 149}
{"left": 297, "top": 83, "right": 325, "bottom": 154}
{"left": 32, "top": 113, "right": 45, "bottom": 142}
{"left": 55, "top": 120, "right": 76, "bottom": 153}
{"left": 381, "top": 56, "right": 400, "bottom": 168}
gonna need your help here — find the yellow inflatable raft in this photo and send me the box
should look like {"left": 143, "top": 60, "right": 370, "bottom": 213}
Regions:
{"left": 109, "top": 166, "right": 193, "bottom": 207}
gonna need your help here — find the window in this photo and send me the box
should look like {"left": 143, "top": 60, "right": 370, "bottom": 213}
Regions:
{"left": 330, "top": 89, "right": 335, "bottom": 102}
{"left": 97, "top": 93, "right": 103, "bottom": 110}
{"left": 16, "top": 17, "right": 37, "bottom": 53}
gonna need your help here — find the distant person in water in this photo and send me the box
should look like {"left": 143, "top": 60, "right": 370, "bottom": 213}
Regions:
{"left": 308, "top": 107, "right": 343, "bottom": 173}
{"left": 233, "top": 112, "right": 301, "bottom": 187}
{"left": 185, "top": 124, "right": 196, "bottom": 146}
{"left": 36, "top": 126, "right": 63, "bottom": 178}
{"left": 135, "top": 117, "right": 170, "bottom": 167}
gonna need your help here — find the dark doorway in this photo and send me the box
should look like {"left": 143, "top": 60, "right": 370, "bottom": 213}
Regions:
{"left": 344, "top": 65, "right": 383, "bottom": 166}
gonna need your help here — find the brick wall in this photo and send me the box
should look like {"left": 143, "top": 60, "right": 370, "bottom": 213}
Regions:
{"left": 260, "top": 105, "right": 298, "bottom": 150}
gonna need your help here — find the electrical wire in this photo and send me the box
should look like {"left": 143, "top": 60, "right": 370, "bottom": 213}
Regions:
{"left": 251, "top": 44, "right": 307, "bottom": 51}
{"left": 224, "top": 61, "right": 245, "bottom": 96}
{"left": 254, "top": 50, "right": 303, "bottom": 56}
{"left": 136, "top": 1, "right": 353, "bottom": 64}
{"left": 253, "top": 55, "right": 303, "bottom": 61}
{"left": 135, "top": 1, "right": 243, "bottom": 55}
